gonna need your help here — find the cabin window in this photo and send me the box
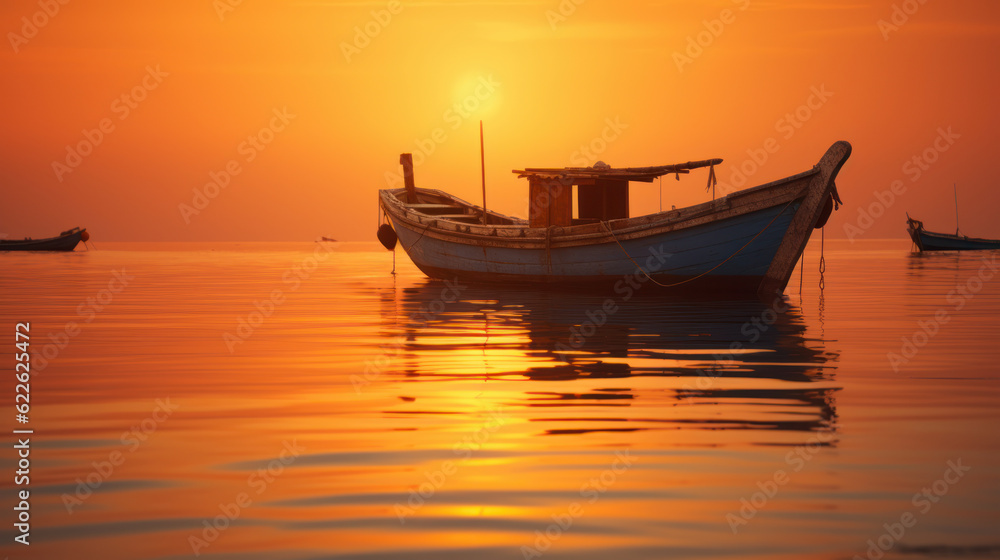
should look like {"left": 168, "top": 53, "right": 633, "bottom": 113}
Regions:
{"left": 529, "top": 177, "right": 630, "bottom": 227}
{"left": 577, "top": 179, "right": 629, "bottom": 223}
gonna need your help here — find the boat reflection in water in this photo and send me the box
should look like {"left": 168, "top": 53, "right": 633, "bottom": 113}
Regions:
{"left": 376, "top": 279, "right": 838, "bottom": 445}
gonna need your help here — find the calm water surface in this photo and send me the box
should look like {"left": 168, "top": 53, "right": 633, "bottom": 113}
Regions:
{"left": 1, "top": 240, "right": 998, "bottom": 560}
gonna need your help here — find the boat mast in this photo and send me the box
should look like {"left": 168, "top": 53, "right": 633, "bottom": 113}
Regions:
{"left": 480, "top": 121, "right": 488, "bottom": 225}
{"left": 953, "top": 183, "right": 960, "bottom": 236}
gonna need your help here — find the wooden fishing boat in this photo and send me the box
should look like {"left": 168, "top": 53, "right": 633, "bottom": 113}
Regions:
{"left": 377, "top": 142, "right": 851, "bottom": 297}
{"left": 0, "top": 227, "right": 89, "bottom": 252}
{"left": 906, "top": 215, "right": 1000, "bottom": 252}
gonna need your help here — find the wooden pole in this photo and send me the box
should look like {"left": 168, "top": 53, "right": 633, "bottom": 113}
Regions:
{"left": 400, "top": 153, "right": 416, "bottom": 203}
{"left": 954, "top": 183, "right": 960, "bottom": 235}
{"left": 480, "top": 121, "right": 487, "bottom": 225}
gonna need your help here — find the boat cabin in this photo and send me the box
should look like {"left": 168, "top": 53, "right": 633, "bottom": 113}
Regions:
{"left": 513, "top": 161, "right": 722, "bottom": 228}
{"left": 393, "top": 152, "right": 722, "bottom": 228}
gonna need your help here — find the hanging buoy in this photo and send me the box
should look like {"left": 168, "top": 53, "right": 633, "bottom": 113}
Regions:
{"left": 814, "top": 194, "right": 834, "bottom": 229}
{"left": 80, "top": 230, "right": 91, "bottom": 242}
{"left": 377, "top": 223, "right": 397, "bottom": 250}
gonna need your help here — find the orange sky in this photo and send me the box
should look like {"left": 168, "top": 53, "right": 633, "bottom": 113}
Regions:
{"left": 2, "top": 0, "right": 999, "bottom": 242}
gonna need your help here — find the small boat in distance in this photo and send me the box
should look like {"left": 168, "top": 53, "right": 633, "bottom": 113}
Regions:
{"left": 377, "top": 142, "right": 851, "bottom": 298}
{"left": 906, "top": 215, "right": 1000, "bottom": 252}
{"left": 0, "top": 227, "right": 89, "bottom": 252}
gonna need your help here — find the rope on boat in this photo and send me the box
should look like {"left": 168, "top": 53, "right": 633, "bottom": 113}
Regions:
{"left": 799, "top": 250, "right": 804, "bottom": 295}
{"left": 377, "top": 206, "right": 398, "bottom": 275}
{"left": 705, "top": 164, "right": 718, "bottom": 201}
{"left": 400, "top": 219, "right": 433, "bottom": 252}
{"left": 818, "top": 228, "right": 827, "bottom": 324}
{"left": 819, "top": 227, "right": 826, "bottom": 291}
{"left": 602, "top": 198, "right": 797, "bottom": 288}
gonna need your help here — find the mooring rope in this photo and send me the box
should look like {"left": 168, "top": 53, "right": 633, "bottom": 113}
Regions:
{"left": 819, "top": 227, "right": 826, "bottom": 291}
{"left": 799, "top": 250, "right": 804, "bottom": 295}
{"left": 602, "top": 198, "right": 797, "bottom": 288}
{"left": 398, "top": 217, "right": 433, "bottom": 252}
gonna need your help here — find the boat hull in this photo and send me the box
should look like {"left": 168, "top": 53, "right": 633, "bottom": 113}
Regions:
{"left": 909, "top": 228, "right": 1000, "bottom": 252}
{"left": 392, "top": 202, "right": 800, "bottom": 293}
{"left": 0, "top": 228, "right": 86, "bottom": 252}
{"left": 380, "top": 142, "right": 851, "bottom": 296}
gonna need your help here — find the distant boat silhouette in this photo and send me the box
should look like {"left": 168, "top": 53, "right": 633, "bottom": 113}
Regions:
{"left": 319, "top": 236, "right": 338, "bottom": 243}
{"left": 377, "top": 142, "right": 851, "bottom": 297}
{"left": 0, "top": 227, "right": 89, "bottom": 251}
{"left": 906, "top": 214, "right": 1000, "bottom": 251}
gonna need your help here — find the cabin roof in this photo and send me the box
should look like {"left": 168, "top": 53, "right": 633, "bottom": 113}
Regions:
{"left": 513, "top": 158, "right": 723, "bottom": 183}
